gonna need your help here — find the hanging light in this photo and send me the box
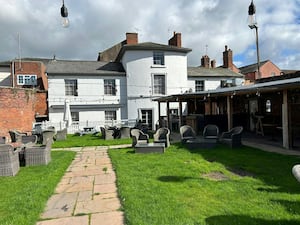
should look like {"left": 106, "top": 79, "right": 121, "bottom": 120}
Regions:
{"left": 61, "top": 0, "right": 69, "bottom": 27}
{"left": 248, "top": 0, "right": 257, "bottom": 29}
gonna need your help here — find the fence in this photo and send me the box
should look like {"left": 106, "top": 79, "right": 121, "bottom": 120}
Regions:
{"left": 33, "top": 119, "right": 137, "bottom": 134}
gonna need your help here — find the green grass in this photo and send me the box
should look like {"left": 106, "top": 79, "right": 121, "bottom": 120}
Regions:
{"left": 0, "top": 150, "right": 76, "bottom": 225}
{"left": 109, "top": 143, "right": 300, "bottom": 225}
{"left": 52, "top": 133, "right": 132, "bottom": 148}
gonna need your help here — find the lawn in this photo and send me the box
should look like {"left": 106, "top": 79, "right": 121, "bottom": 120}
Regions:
{"left": 0, "top": 150, "right": 76, "bottom": 225}
{"left": 109, "top": 143, "right": 300, "bottom": 225}
{"left": 52, "top": 133, "right": 132, "bottom": 148}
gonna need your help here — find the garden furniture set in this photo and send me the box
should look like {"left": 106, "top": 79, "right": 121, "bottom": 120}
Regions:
{"left": 180, "top": 125, "right": 243, "bottom": 149}
{"left": 0, "top": 129, "right": 55, "bottom": 176}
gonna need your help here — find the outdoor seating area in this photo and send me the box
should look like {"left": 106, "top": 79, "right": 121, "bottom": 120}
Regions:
{"left": 180, "top": 125, "right": 244, "bottom": 149}
{"left": 0, "top": 129, "right": 55, "bottom": 176}
{"left": 2, "top": 126, "right": 300, "bottom": 224}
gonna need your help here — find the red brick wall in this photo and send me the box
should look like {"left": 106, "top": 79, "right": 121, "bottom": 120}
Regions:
{"left": 35, "top": 91, "right": 48, "bottom": 116}
{"left": 260, "top": 61, "right": 281, "bottom": 79}
{"left": 0, "top": 87, "right": 36, "bottom": 140}
{"left": 11, "top": 61, "right": 48, "bottom": 90}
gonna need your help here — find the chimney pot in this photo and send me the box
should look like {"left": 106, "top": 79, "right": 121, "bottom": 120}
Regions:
{"left": 126, "top": 32, "right": 138, "bottom": 45}
{"left": 201, "top": 55, "right": 210, "bottom": 68}
{"left": 223, "top": 45, "right": 233, "bottom": 70}
{"left": 168, "top": 32, "right": 182, "bottom": 48}
{"left": 211, "top": 60, "right": 216, "bottom": 68}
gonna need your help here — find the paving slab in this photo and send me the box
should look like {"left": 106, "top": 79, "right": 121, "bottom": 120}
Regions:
{"left": 75, "top": 197, "right": 121, "bottom": 214}
{"left": 41, "top": 192, "right": 78, "bottom": 219}
{"left": 37, "top": 215, "right": 88, "bottom": 225}
{"left": 91, "top": 211, "right": 124, "bottom": 225}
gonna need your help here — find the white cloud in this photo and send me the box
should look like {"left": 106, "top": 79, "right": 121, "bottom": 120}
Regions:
{"left": 0, "top": 0, "right": 299, "bottom": 69}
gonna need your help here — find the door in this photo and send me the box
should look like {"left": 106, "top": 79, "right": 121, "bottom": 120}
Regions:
{"left": 140, "top": 109, "right": 153, "bottom": 130}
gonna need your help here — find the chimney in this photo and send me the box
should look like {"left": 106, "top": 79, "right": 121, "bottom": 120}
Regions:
{"left": 201, "top": 55, "right": 210, "bottom": 68}
{"left": 211, "top": 60, "right": 216, "bottom": 68}
{"left": 126, "top": 32, "right": 138, "bottom": 45}
{"left": 223, "top": 45, "right": 233, "bottom": 70}
{"left": 168, "top": 32, "right": 181, "bottom": 48}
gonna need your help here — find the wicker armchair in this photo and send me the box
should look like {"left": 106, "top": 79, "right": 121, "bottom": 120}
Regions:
{"left": 42, "top": 130, "right": 55, "bottom": 145}
{"left": 25, "top": 138, "right": 52, "bottom": 166}
{"left": 100, "top": 127, "right": 115, "bottom": 140}
{"left": 180, "top": 125, "right": 196, "bottom": 143}
{"left": 154, "top": 128, "right": 170, "bottom": 147}
{"left": 220, "top": 126, "right": 243, "bottom": 148}
{"left": 9, "top": 130, "right": 26, "bottom": 142}
{"left": 130, "top": 129, "right": 149, "bottom": 147}
{"left": 203, "top": 124, "right": 219, "bottom": 140}
{"left": 0, "top": 144, "right": 20, "bottom": 176}
{"left": 119, "top": 127, "right": 131, "bottom": 139}
{"left": 55, "top": 128, "right": 67, "bottom": 141}
{"left": 9, "top": 130, "right": 37, "bottom": 145}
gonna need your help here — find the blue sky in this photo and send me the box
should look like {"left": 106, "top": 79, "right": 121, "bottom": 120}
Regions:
{"left": 0, "top": 0, "right": 299, "bottom": 69}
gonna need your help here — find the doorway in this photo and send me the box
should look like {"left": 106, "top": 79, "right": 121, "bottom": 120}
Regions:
{"left": 140, "top": 109, "right": 153, "bottom": 130}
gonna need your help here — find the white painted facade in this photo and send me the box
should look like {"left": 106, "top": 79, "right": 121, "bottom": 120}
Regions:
{"left": 187, "top": 75, "right": 245, "bottom": 92}
{"left": 48, "top": 73, "right": 127, "bottom": 130}
{"left": 121, "top": 50, "right": 189, "bottom": 129}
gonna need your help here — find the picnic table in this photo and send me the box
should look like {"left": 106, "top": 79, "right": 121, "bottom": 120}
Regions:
{"left": 80, "top": 127, "right": 97, "bottom": 136}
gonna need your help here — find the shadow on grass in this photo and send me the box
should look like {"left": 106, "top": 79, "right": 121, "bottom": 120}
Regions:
{"left": 205, "top": 215, "right": 300, "bottom": 225}
{"left": 271, "top": 199, "right": 300, "bottom": 215}
{"left": 158, "top": 175, "right": 196, "bottom": 183}
{"left": 181, "top": 143, "right": 300, "bottom": 194}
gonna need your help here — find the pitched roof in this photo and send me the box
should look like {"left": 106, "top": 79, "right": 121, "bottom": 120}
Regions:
{"left": 46, "top": 60, "right": 125, "bottom": 76}
{"left": 188, "top": 67, "right": 244, "bottom": 78}
{"left": 116, "top": 42, "right": 192, "bottom": 61}
{"left": 239, "top": 60, "right": 269, "bottom": 73}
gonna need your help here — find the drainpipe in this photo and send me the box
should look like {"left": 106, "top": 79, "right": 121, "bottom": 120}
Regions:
{"left": 12, "top": 60, "right": 15, "bottom": 87}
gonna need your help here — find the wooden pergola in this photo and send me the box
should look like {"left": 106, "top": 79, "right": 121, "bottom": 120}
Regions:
{"left": 154, "top": 73, "right": 300, "bottom": 150}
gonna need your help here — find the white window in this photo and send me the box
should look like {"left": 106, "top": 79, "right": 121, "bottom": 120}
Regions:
{"left": 104, "top": 79, "right": 116, "bottom": 95}
{"left": 153, "top": 74, "right": 166, "bottom": 95}
{"left": 65, "top": 79, "right": 78, "bottom": 96}
{"left": 71, "top": 112, "right": 79, "bottom": 121}
{"left": 153, "top": 51, "right": 165, "bottom": 65}
{"left": 195, "top": 80, "right": 205, "bottom": 92}
{"left": 17, "top": 74, "right": 37, "bottom": 85}
{"left": 105, "top": 111, "right": 116, "bottom": 120}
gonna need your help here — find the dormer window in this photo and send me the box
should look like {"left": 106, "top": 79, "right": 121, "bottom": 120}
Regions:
{"left": 153, "top": 51, "right": 165, "bottom": 65}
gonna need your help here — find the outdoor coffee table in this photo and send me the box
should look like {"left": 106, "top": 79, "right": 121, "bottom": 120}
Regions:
{"left": 135, "top": 143, "right": 165, "bottom": 153}
{"left": 186, "top": 138, "right": 217, "bottom": 149}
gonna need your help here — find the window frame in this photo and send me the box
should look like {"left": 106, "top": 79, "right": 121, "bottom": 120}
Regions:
{"left": 153, "top": 74, "right": 166, "bottom": 95}
{"left": 65, "top": 79, "right": 78, "bottom": 96}
{"left": 104, "top": 79, "right": 116, "bottom": 96}
{"left": 71, "top": 112, "right": 79, "bottom": 122}
{"left": 153, "top": 51, "right": 165, "bottom": 66}
{"left": 17, "top": 74, "right": 37, "bottom": 85}
{"left": 195, "top": 80, "right": 205, "bottom": 92}
{"left": 105, "top": 111, "right": 117, "bottom": 121}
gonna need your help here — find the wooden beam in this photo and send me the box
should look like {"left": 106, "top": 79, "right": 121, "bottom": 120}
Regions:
{"left": 282, "top": 90, "right": 290, "bottom": 149}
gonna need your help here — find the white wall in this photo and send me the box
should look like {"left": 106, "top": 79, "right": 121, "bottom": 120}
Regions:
{"left": 122, "top": 50, "right": 189, "bottom": 127}
{"left": 48, "top": 74, "right": 126, "bottom": 123}
{"left": 187, "top": 78, "right": 221, "bottom": 92}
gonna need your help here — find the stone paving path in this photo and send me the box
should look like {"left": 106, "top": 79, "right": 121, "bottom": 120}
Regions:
{"left": 36, "top": 146, "right": 124, "bottom": 225}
